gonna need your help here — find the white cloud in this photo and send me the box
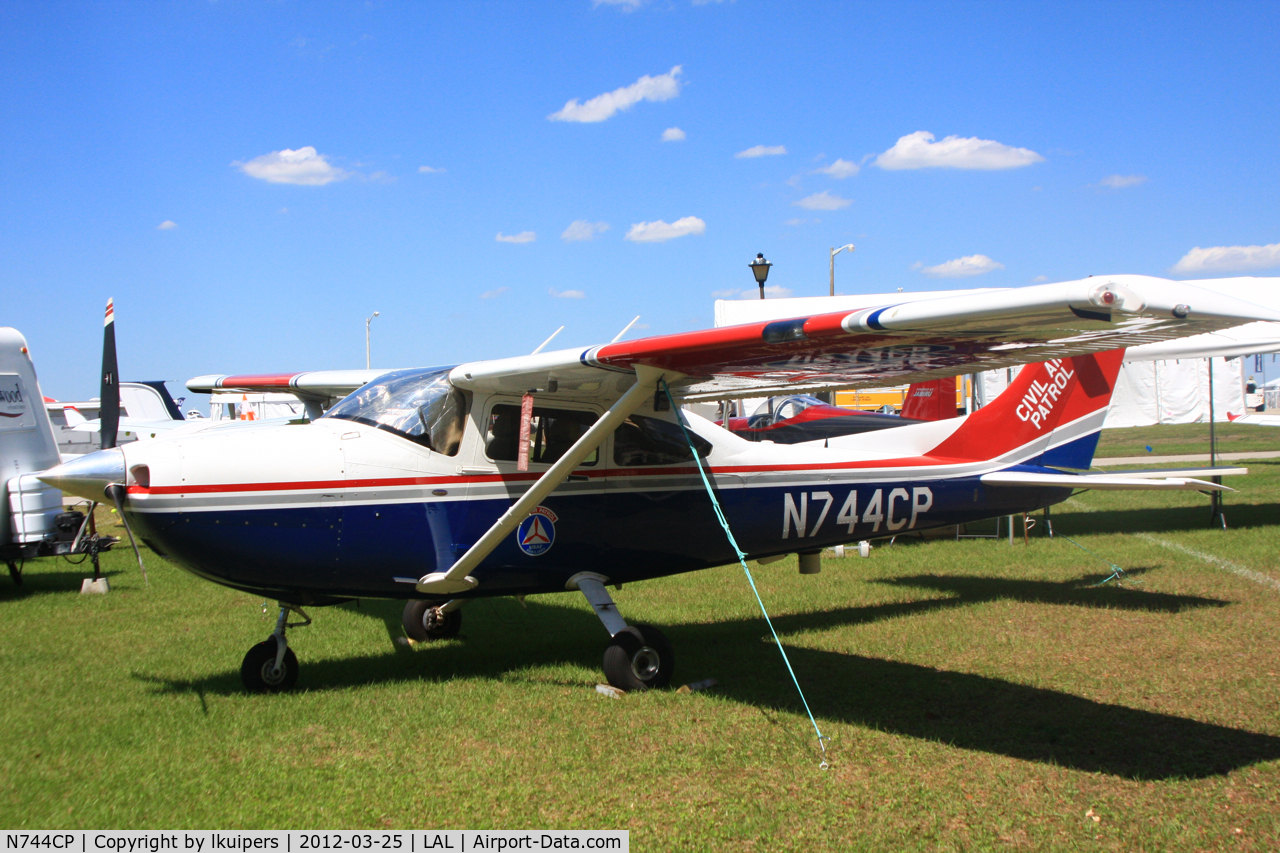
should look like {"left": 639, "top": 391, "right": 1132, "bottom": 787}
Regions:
{"left": 1032, "top": 275, "right": 1049, "bottom": 283}
{"left": 418, "top": 165, "right": 446, "bottom": 174}
{"left": 815, "top": 158, "right": 860, "bottom": 179}
{"left": 875, "top": 131, "right": 1044, "bottom": 171}
{"left": 236, "top": 146, "right": 350, "bottom": 185}
{"left": 914, "top": 254, "right": 1005, "bottom": 278}
{"left": 662, "top": 127, "right": 686, "bottom": 142}
{"left": 481, "top": 287, "right": 510, "bottom": 300}
{"left": 1095, "top": 174, "right": 1147, "bottom": 189}
{"left": 735, "top": 144, "right": 786, "bottom": 159}
{"left": 593, "top": 0, "right": 645, "bottom": 9}
{"left": 561, "top": 220, "right": 610, "bottom": 242}
{"left": 157, "top": 220, "right": 177, "bottom": 230}
{"left": 549, "top": 288, "right": 585, "bottom": 299}
{"left": 625, "top": 216, "right": 706, "bottom": 243}
{"left": 496, "top": 231, "right": 536, "bottom": 243}
{"left": 793, "top": 191, "right": 852, "bottom": 211}
{"left": 1171, "top": 243, "right": 1280, "bottom": 274}
{"left": 549, "top": 65, "right": 682, "bottom": 123}
{"left": 784, "top": 218, "right": 812, "bottom": 226}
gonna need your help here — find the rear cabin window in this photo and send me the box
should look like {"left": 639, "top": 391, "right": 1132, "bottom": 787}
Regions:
{"left": 485, "top": 404, "right": 599, "bottom": 466}
{"left": 614, "top": 414, "right": 711, "bottom": 467}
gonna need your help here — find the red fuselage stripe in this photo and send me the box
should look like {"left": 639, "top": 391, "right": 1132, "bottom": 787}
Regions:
{"left": 127, "top": 453, "right": 995, "bottom": 496}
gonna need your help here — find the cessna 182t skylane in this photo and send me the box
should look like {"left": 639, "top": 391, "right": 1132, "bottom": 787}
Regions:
{"left": 40, "top": 275, "right": 1280, "bottom": 692}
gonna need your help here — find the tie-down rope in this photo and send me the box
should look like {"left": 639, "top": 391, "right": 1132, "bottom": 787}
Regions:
{"left": 662, "top": 380, "right": 830, "bottom": 768}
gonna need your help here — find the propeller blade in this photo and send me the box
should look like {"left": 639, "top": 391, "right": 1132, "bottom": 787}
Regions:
{"left": 106, "top": 484, "right": 147, "bottom": 585}
{"left": 100, "top": 298, "right": 120, "bottom": 450}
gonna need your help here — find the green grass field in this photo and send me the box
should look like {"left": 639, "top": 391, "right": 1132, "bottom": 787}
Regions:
{"left": 2, "top": 426, "right": 1279, "bottom": 850}
{"left": 1094, "top": 421, "right": 1278, "bottom": 459}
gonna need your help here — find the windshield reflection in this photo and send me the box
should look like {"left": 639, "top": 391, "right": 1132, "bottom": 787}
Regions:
{"left": 323, "top": 367, "right": 466, "bottom": 455}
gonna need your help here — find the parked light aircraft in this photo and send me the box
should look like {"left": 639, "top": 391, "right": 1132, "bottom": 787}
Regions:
{"left": 40, "top": 275, "right": 1279, "bottom": 692}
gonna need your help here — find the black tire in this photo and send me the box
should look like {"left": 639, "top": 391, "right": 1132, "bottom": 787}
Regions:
{"left": 402, "top": 600, "right": 463, "bottom": 642}
{"left": 240, "top": 639, "right": 299, "bottom": 692}
{"left": 602, "top": 624, "right": 675, "bottom": 691}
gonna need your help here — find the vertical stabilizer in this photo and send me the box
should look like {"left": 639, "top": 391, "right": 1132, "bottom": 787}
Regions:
{"left": 928, "top": 349, "right": 1126, "bottom": 468}
{"left": 901, "top": 377, "right": 959, "bottom": 421}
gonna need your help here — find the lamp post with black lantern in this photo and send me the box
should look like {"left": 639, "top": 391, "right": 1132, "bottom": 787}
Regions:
{"left": 750, "top": 253, "right": 772, "bottom": 300}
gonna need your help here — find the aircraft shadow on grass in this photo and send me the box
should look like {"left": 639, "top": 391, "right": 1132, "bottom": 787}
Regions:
{"left": 136, "top": 571, "right": 1280, "bottom": 781}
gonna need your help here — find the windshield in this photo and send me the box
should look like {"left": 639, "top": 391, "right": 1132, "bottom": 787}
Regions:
{"left": 323, "top": 367, "right": 467, "bottom": 455}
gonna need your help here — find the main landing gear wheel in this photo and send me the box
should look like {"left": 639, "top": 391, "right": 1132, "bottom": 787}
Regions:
{"left": 241, "top": 639, "right": 299, "bottom": 692}
{"left": 603, "top": 624, "right": 674, "bottom": 691}
{"left": 402, "top": 600, "right": 462, "bottom": 642}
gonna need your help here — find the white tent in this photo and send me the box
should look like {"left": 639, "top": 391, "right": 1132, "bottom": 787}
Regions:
{"left": 714, "top": 276, "right": 1280, "bottom": 427}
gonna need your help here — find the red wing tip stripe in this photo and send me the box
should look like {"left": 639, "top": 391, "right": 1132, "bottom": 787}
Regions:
{"left": 216, "top": 373, "right": 304, "bottom": 389}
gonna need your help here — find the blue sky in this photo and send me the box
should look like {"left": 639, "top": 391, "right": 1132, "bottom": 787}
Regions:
{"left": 3, "top": 1, "right": 1278, "bottom": 402}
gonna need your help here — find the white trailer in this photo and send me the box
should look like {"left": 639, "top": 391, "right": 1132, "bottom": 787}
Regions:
{"left": 1, "top": 328, "right": 115, "bottom": 584}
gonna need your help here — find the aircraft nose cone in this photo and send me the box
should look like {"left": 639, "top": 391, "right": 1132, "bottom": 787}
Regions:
{"left": 38, "top": 448, "right": 126, "bottom": 502}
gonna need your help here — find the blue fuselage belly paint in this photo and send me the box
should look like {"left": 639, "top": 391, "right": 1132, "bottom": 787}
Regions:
{"left": 131, "top": 474, "right": 1071, "bottom": 602}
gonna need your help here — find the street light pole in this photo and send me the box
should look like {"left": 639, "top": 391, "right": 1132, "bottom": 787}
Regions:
{"left": 365, "top": 311, "right": 380, "bottom": 369}
{"left": 749, "top": 253, "right": 773, "bottom": 299}
{"left": 829, "top": 244, "right": 855, "bottom": 297}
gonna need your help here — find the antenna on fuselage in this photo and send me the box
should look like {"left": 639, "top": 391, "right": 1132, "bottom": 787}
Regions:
{"left": 611, "top": 316, "right": 641, "bottom": 343}
{"left": 531, "top": 326, "right": 565, "bottom": 355}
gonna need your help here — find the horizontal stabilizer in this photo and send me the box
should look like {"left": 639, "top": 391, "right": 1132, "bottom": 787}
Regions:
{"left": 981, "top": 471, "right": 1234, "bottom": 491}
{"left": 1087, "top": 466, "right": 1249, "bottom": 478}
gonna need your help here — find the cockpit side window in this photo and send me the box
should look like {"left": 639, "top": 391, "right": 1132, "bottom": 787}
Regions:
{"left": 485, "top": 404, "right": 599, "bottom": 466}
{"left": 323, "top": 367, "right": 467, "bottom": 456}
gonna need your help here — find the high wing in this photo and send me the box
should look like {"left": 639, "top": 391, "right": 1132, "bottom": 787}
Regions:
{"left": 187, "top": 276, "right": 1279, "bottom": 408}
{"left": 451, "top": 275, "right": 1280, "bottom": 402}
{"left": 186, "top": 369, "right": 390, "bottom": 418}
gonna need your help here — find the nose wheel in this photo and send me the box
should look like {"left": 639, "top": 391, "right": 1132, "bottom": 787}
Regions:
{"left": 241, "top": 639, "right": 299, "bottom": 692}
{"left": 241, "top": 603, "right": 310, "bottom": 692}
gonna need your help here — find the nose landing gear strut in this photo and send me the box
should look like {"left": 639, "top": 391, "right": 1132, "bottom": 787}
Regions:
{"left": 241, "top": 603, "right": 311, "bottom": 692}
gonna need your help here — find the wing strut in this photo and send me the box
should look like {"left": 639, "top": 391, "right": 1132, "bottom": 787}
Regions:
{"left": 415, "top": 364, "right": 675, "bottom": 596}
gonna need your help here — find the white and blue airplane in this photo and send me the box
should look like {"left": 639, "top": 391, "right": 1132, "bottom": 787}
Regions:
{"left": 39, "top": 275, "right": 1279, "bottom": 692}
